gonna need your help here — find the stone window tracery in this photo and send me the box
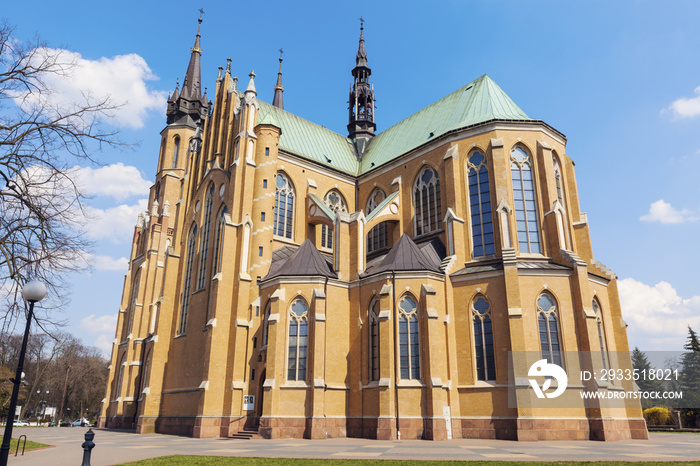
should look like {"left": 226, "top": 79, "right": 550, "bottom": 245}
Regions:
{"left": 178, "top": 224, "right": 197, "bottom": 335}
{"left": 593, "top": 298, "right": 609, "bottom": 370}
{"left": 274, "top": 172, "right": 294, "bottom": 239}
{"left": 321, "top": 189, "right": 347, "bottom": 250}
{"left": 211, "top": 206, "right": 227, "bottom": 276}
{"left": 287, "top": 298, "right": 308, "bottom": 381}
{"left": 369, "top": 298, "right": 380, "bottom": 382}
{"left": 511, "top": 147, "right": 541, "bottom": 254}
{"left": 472, "top": 295, "right": 496, "bottom": 380}
{"left": 537, "top": 291, "right": 562, "bottom": 367}
{"left": 398, "top": 294, "right": 420, "bottom": 380}
{"left": 413, "top": 167, "right": 441, "bottom": 236}
{"left": 366, "top": 189, "right": 388, "bottom": 253}
{"left": 197, "top": 184, "right": 215, "bottom": 290}
{"left": 468, "top": 152, "right": 495, "bottom": 257}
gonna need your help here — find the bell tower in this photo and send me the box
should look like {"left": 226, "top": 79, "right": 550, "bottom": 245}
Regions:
{"left": 347, "top": 18, "right": 376, "bottom": 158}
{"left": 166, "top": 17, "right": 209, "bottom": 127}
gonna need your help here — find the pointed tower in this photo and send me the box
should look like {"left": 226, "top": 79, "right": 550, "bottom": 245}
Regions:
{"left": 347, "top": 19, "right": 376, "bottom": 158}
{"left": 166, "top": 17, "right": 209, "bottom": 127}
{"left": 272, "top": 50, "right": 284, "bottom": 109}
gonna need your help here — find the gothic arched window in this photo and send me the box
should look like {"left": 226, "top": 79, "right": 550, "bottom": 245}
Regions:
{"left": 593, "top": 298, "right": 609, "bottom": 370}
{"left": 467, "top": 152, "right": 494, "bottom": 257}
{"left": 262, "top": 301, "right": 271, "bottom": 348}
{"left": 211, "top": 206, "right": 227, "bottom": 276}
{"left": 472, "top": 295, "right": 496, "bottom": 381}
{"left": 321, "top": 190, "right": 347, "bottom": 250}
{"left": 172, "top": 136, "right": 180, "bottom": 168}
{"left": 115, "top": 353, "right": 127, "bottom": 400}
{"left": 126, "top": 270, "right": 141, "bottom": 336}
{"left": 553, "top": 155, "right": 565, "bottom": 208}
{"left": 369, "top": 298, "right": 380, "bottom": 382}
{"left": 511, "top": 147, "right": 541, "bottom": 254}
{"left": 413, "top": 167, "right": 441, "bottom": 236}
{"left": 287, "top": 298, "right": 308, "bottom": 381}
{"left": 274, "top": 172, "right": 294, "bottom": 239}
{"left": 366, "top": 189, "right": 388, "bottom": 253}
{"left": 537, "top": 292, "right": 562, "bottom": 367}
{"left": 398, "top": 294, "right": 420, "bottom": 380}
{"left": 178, "top": 224, "right": 197, "bottom": 335}
{"left": 197, "top": 185, "right": 215, "bottom": 289}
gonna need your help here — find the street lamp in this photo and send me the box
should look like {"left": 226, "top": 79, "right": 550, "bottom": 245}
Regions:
{"left": 0, "top": 281, "right": 46, "bottom": 466}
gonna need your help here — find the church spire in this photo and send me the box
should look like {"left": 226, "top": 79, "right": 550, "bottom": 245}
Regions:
{"left": 166, "top": 15, "right": 209, "bottom": 127}
{"left": 347, "top": 18, "right": 375, "bottom": 159}
{"left": 272, "top": 49, "right": 284, "bottom": 109}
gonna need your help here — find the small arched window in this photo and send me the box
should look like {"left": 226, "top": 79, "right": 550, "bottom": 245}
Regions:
{"left": 413, "top": 167, "right": 441, "bottom": 236}
{"left": 553, "top": 155, "right": 565, "bottom": 208}
{"left": 262, "top": 301, "right": 271, "bottom": 348}
{"left": 172, "top": 137, "right": 180, "bottom": 168}
{"left": 178, "top": 224, "right": 197, "bottom": 335}
{"left": 287, "top": 298, "right": 308, "bottom": 381}
{"left": 211, "top": 206, "right": 227, "bottom": 276}
{"left": 274, "top": 172, "right": 294, "bottom": 239}
{"left": 197, "top": 185, "right": 215, "bottom": 290}
{"left": 398, "top": 294, "right": 420, "bottom": 380}
{"left": 126, "top": 270, "right": 141, "bottom": 336}
{"left": 593, "top": 298, "right": 608, "bottom": 370}
{"left": 472, "top": 295, "right": 496, "bottom": 381}
{"left": 321, "top": 190, "right": 347, "bottom": 250}
{"left": 467, "top": 152, "right": 494, "bottom": 257}
{"left": 537, "top": 291, "right": 562, "bottom": 367}
{"left": 369, "top": 298, "right": 380, "bottom": 382}
{"left": 366, "top": 189, "right": 388, "bottom": 253}
{"left": 511, "top": 147, "right": 541, "bottom": 254}
{"left": 115, "top": 353, "right": 127, "bottom": 400}
{"left": 141, "top": 351, "right": 151, "bottom": 393}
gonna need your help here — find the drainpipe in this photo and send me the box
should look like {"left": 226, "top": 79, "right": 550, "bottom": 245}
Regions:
{"left": 392, "top": 271, "right": 400, "bottom": 439}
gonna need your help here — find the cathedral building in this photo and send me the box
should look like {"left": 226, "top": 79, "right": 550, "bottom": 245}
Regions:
{"left": 99, "top": 19, "right": 648, "bottom": 441}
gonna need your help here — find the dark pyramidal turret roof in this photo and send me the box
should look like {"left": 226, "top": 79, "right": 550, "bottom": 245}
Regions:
{"left": 263, "top": 239, "right": 337, "bottom": 281}
{"left": 360, "top": 234, "right": 442, "bottom": 278}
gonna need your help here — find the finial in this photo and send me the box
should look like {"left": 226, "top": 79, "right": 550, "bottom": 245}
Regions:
{"left": 273, "top": 51, "right": 285, "bottom": 109}
{"left": 231, "top": 76, "right": 238, "bottom": 93}
{"left": 226, "top": 57, "right": 232, "bottom": 74}
{"left": 151, "top": 200, "right": 159, "bottom": 217}
{"left": 217, "top": 66, "right": 223, "bottom": 82}
{"left": 198, "top": 8, "right": 205, "bottom": 20}
{"left": 245, "top": 70, "right": 257, "bottom": 95}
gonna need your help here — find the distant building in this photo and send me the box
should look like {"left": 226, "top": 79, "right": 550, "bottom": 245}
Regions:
{"left": 99, "top": 19, "right": 647, "bottom": 441}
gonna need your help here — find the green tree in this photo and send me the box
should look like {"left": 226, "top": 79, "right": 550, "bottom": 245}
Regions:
{"left": 631, "top": 347, "right": 666, "bottom": 409}
{"left": 680, "top": 327, "right": 700, "bottom": 427}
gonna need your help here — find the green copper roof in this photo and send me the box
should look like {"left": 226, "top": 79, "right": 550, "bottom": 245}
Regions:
{"left": 255, "top": 74, "right": 531, "bottom": 177}
{"left": 359, "top": 74, "right": 532, "bottom": 173}
{"left": 257, "top": 100, "right": 359, "bottom": 175}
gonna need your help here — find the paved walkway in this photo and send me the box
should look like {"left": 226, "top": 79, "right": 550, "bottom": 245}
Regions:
{"left": 6, "top": 427, "right": 700, "bottom": 465}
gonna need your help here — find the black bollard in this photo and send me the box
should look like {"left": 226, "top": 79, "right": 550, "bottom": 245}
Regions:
{"left": 80, "top": 429, "right": 95, "bottom": 466}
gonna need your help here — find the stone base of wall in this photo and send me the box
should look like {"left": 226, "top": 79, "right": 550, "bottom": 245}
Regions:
{"left": 461, "top": 418, "right": 518, "bottom": 440}
{"left": 460, "top": 417, "right": 648, "bottom": 441}
{"left": 102, "top": 415, "right": 136, "bottom": 431}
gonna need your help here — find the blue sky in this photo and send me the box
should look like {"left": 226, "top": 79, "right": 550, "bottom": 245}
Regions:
{"left": 4, "top": 1, "right": 700, "bottom": 353}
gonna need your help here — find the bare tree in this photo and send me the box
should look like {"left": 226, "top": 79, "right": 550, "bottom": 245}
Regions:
{"left": 0, "top": 20, "right": 122, "bottom": 334}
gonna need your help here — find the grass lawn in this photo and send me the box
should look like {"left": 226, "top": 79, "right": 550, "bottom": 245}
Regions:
{"left": 117, "top": 458, "right": 700, "bottom": 466}
{"left": 8, "top": 437, "right": 52, "bottom": 452}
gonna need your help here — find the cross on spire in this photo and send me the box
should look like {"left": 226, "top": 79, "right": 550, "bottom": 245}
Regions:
{"left": 198, "top": 8, "right": 205, "bottom": 18}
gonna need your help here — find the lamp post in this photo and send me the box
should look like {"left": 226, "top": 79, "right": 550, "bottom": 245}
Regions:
{"left": 0, "top": 281, "right": 46, "bottom": 466}
{"left": 35, "top": 389, "right": 49, "bottom": 426}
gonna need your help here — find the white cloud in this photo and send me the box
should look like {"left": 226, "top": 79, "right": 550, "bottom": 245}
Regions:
{"left": 619, "top": 278, "right": 700, "bottom": 351}
{"left": 12, "top": 47, "right": 167, "bottom": 129}
{"left": 91, "top": 255, "right": 129, "bottom": 272}
{"left": 84, "top": 198, "right": 148, "bottom": 243}
{"left": 73, "top": 163, "right": 151, "bottom": 200}
{"left": 668, "top": 86, "right": 700, "bottom": 119}
{"left": 639, "top": 199, "right": 698, "bottom": 224}
{"left": 80, "top": 314, "right": 118, "bottom": 354}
